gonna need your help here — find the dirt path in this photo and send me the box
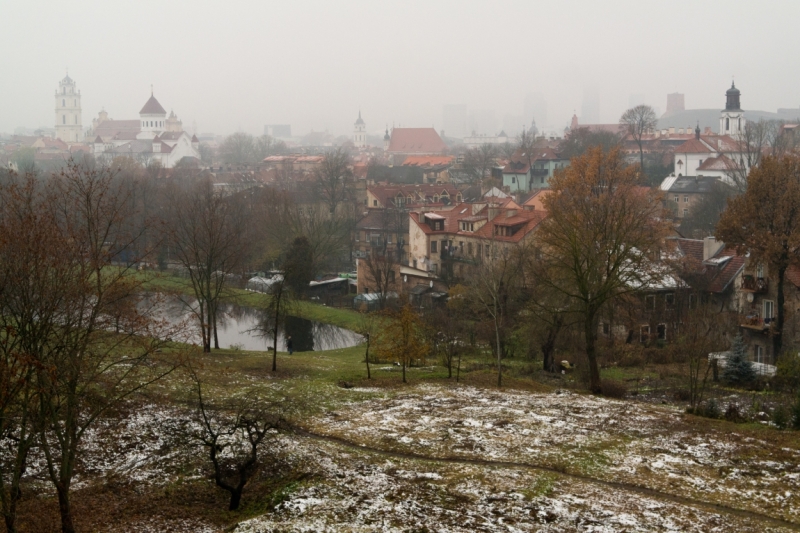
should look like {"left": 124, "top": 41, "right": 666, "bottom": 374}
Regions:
{"left": 294, "top": 426, "right": 800, "bottom": 531}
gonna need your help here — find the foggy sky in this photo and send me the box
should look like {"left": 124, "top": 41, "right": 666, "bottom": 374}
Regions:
{"left": 2, "top": 0, "right": 799, "bottom": 137}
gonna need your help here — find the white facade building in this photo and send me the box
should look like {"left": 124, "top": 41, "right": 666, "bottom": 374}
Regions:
{"left": 91, "top": 91, "right": 200, "bottom": 168}
{"left": 354, "top": 111, "right": 366, "bottom": 149}
{"left": 54, "top": 73, "right": 83, "bottom": 143}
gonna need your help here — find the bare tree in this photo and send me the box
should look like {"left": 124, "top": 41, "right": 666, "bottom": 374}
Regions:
{"left": 315, "top": 147, "right": 353, "bottom": 216}
{"left": 620, "top": 104, "right": 657, "bottom": 177}
{"left": 0, "top": 162, "right": 181, "bottom": 533}
{"left": 358, "top": 208, "right": 405, "bottom": 309}
{"left": 168, "top": 179, "right": 248, "bottom": 351}
{"left": 219, "top": 132, "right": 256, "bottom": 165}
{"left": 188, "top": 369, "right": 285, "bottom": 511}
{"left": 470, "top": 241, "right": 524, "bottom": 388}
{"left": 462, "top": 144, "right": 498, "bottom": 186}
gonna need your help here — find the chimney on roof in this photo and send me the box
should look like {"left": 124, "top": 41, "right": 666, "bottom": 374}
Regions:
{"left": 695, "top": 123, "right": 701, "bottom": 140}
{"left": 703, "top": 236, "right": 724, "bottom": 261}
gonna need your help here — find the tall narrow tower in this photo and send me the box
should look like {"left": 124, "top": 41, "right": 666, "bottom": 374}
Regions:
{"left": 353, "top": 110, "right": 366, "bottom": 149}
{"left": 55, "top": 72, "right": 82, "bottom": 142}
{"left": 720, "top": 81, "right": 745, "bottom": 139}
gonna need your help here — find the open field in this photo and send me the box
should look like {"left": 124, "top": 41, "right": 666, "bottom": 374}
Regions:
{"left": 12, "top": 332, "right": 800, "bottom": 532}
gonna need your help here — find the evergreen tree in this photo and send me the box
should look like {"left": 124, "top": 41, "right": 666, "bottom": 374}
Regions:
{"left": 723, "top": 334, "right": 756, "bottom": 385}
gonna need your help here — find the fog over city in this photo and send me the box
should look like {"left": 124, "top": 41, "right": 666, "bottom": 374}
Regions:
{"left": 2, "top": 0, "right": 799, "bottom": 136}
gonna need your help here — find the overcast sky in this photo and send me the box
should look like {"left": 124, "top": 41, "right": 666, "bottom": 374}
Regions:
{"left": 2, "top": 0, "right": 799, "bottom": 137}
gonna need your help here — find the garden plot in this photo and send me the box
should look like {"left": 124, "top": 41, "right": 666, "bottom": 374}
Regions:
{"left": 304, "top": 384, "right": 800, "bottom": 524}
{"left": 238, "top": 435, "right": 792, "bottom": 532}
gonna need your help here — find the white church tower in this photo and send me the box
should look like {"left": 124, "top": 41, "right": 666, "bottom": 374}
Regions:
{"left": 55, "top": 72, "right": 83, "bottom": 142}
{"left": 720, "top": 82, "right": 745, "bottom": 139}
{"left": 353, "top": 111, "right": 366, "bottom": 149}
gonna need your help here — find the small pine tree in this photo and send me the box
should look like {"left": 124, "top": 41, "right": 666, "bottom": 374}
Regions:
{"left": 722, "top": 334, "right": 756, "bottom": 385}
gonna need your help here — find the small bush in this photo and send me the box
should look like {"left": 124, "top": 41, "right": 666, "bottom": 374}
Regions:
{"left": 776, "top": 353, "right": 800, "bottom": 393}
{"left": 772, "top": 405, "right": 789, "bottom": 430}
{"left": 703, "top": 398, "right": 721, "bottom": 419}
{"left": 619, "top": 351, "right": 645, "bottom": 368}
{"left": 674, "top": 389, "right": 691, "bottom": 402}
{"left": 724, "top": 403, "right": 743, "bottom": 423}
{"left": 601, "top": 380, "right": 628, "bottom": 399}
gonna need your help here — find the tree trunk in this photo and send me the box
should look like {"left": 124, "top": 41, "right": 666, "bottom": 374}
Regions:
{"left": 495, "top": 315, "right": 502, "bottom": 388}
{"left": 272, "top": 322, "right": 278, "bottom": 372}
{"left": 212, "top": 304, "right": 220, "bottom": 350}
{"left": 57, "top": 485, "right": 75, "bottom": 533}
{"left": 402, "top": 359, "right": 406, "bottom": 383}
{"left": 585, "top": 315, "right": 601, "bottom": 394}
{"left": 639, "top": 145, "right": 645, "bottom": 181}
{"left": 365, "top": 334, "right": 371, "bottom": 379}
{"left": 229, "top": 488, "right": 243, "bottom": 511}
{"left": 775, "top": 264, "right": 787, "bottom": 359}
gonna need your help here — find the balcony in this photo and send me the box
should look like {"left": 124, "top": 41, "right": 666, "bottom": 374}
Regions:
{"left": 441, "top": 248, "right": 479, "bottom": 265}
{"left": 741, "top": 274, "right": 768, "bottom": 293}
{"left": 739, "top": 313, "right": 775, "bottom": 333}
{"left": 531, "top": 169, "right": 549, "bottom": 177}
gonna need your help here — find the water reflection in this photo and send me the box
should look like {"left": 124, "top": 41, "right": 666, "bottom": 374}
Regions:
{"left": 160, "top": 296, "right": 362, "bottom": 352}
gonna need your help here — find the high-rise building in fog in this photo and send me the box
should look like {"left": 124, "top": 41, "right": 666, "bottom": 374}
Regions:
{"left": 666, "top": 93, "right": 685, "bottom": 115}
{"left": 55, "top": 72, "right": 82, "bottom": 142}
{"left": 524, "top": 92, "right": 548, "bottom": 130}
{"left": 442, "top": 104, "right": 467, "bottom": 139}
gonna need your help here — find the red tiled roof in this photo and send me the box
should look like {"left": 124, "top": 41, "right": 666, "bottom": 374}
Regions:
{"left": 674, "top": 238, "right": 705, "bottom": 263}
{"left": 140, "top": 95, "right": 166, "bottom": 115}
{"left": 697, "top": 154, "right": 735, "bottom": 171}
{"left": 387, "top": 128, "right": 447, "bottom": 154}
{"left": 410, "top": 204, "right": 547, "bottom": 243}
{"left": 401, "top": 155, "right": 454, "bottom": 167}
{"left": 707, "top": 247, "right": 745, "bottom": 293}
{"left": 674, "top": 137, "right": 716, "bottom": 154}
{"left": 94, "top": 120, "right": 141, "bottom": 138}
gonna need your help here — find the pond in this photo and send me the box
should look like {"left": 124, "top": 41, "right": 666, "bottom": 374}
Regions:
{"left": 159, "top": 296, "right": 363, "bottom": 352}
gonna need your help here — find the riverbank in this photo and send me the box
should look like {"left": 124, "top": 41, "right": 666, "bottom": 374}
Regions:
{"left": 137, "top": 271, "right": 365, "bottom": 332}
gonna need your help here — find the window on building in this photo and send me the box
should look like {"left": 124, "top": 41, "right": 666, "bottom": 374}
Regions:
{"left": 511, "top": 176, "right": 516, "bottom": 184}
{"left": 62, "top": 115, "right": 65, "bottom": 124}
{"left": 757, "top": 263, "right": 764, "bottom": 278}
{"left": 62, "top": 99, "right": 65, "bottom": 107}
{"left": 640, "top": 325, "right": 650, "bottom": 343}
{"left": 674, "top": 196, "right": 679, "bottom": 203}
{"left": 657, "top": 324, "right": 667, "bottom": 340}
{"left": 467, "top": 242, "right": 473, "bottom": 255}
{"left": 645, "top": 295, "right": 656, "bottom": 310}
{"left": 388, "top": 270, "right": 395, "bottom": 282}
{"left": 431, "top": 241, "right": 437, "bottom": 254}
{"left": 602, "top": 323, "right": 610, "bottom": 335}
{"left": 373, "top": 199, "right": 377, "bottom": 206}
{"left": 683, "top": 209, "right": 688, "bottom": 216}
{"left": 477, "top": 243, "right": 482, "bottom": 257}
{"left": 540, "top": 175, "right": 545, "bottom": 184}
{"left": 764, "top": 300, "right": 774, "bottom": 320}
{"left": 688, "top": 293, "right": 697, "bottom": 309}
{"left": 665, "top": 293, "right": 675, "bottom": 308}
{"left": 684, "top": 196, "right": 689, "bottom": 203}
{"left": 755, "top": 345, "right": 763, "bottom": 363}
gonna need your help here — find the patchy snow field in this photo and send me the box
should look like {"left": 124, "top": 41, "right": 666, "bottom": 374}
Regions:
{"left": 238, "top": 435, "right": 792, "bottom": 532}
{"left": 15, "top": 386, "right": 800, "bottom": 531}
{"left": 301, "top": 384, "right": 800, "bottom": 527}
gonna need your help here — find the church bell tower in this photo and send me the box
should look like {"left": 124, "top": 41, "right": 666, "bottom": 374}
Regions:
{"left": 720, "top": 81, "right": 745, "bottom": 139}
{"left": 55, "top": 71, "right": 83, "bottom": 142}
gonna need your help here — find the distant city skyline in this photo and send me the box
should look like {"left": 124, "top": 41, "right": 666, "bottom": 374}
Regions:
{"left": 2, "top": 1, "right": 799, "bottom": 138}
